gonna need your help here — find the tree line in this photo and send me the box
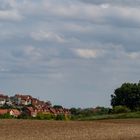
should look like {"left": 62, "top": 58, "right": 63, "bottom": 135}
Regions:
{"left": 70, "top": 81, "right": 140, "bottom": 119}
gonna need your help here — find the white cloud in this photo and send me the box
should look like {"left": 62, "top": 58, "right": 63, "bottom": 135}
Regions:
{"left": 127, "top": 52, "right": 140, "bottom": 59}
{"left": 24, "top": 46, "right": 41, "bottom": 56}
{"left": 22, "top": 46, "right": 42, "bottom": 62}
{"left": 79, "top": 0, "right": 140, "bottom": 7}
{"left": 62, "top": 23, "right": 93, "bottom": 33}
{"left": 31, "top": 31, "right": 65, "bottom": 43}
{"left": 0, "top": 10, "right": 23, "bottom": 21}
{"left": 100, "top": 3, "right": 110, "bottom": 9}
{"left": 74, "top": 49, "right": 99, "bottom": 58}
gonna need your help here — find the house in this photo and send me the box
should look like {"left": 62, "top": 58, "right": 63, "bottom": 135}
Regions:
{"left": 11, "top": 94, "right": 32, "bottom": 106}
{"left": 9, "top": 109, "right": 21, "bottom": 117}
{"left": 0, "top": 99, "right": 6, "bottom": 106}
{"left": 0, "top": 93, "right": 71, "bottom": 119}
{"left": 5, "top": 100, "right": 13, "bottom": 106}
{"left": 63, "top": 108, "right": 71, "bottom": 116}
{"left": 0, "top": 109, "right": 21, "bottom": 117}
{"left": 49, "top": 108, "right": 57, "bottom": 116}
{"left": 31, "top": 98, "right": 39, "bottom": 106}
{"left": 40, "top": 106, "right": 51, "bottom": 115}
{"left": 24, "top": 107, "right": 37, "bottom": 117}
{"left": 45, "top": 101, "right": 52, "bottom": 107}
{"left": 0, "top": 94, "right": 9, "bottom": 106}
{"left": 0, "top": 109, "right": 8, "bottom": 115}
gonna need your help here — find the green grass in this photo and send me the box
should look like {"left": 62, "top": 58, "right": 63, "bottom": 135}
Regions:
{"left": 75, "top": 112, "right": 140, "bottom": 121}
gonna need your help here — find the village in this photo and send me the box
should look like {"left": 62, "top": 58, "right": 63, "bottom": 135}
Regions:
{"left": 0, "top": 93, "right": 71, "bottom": 118}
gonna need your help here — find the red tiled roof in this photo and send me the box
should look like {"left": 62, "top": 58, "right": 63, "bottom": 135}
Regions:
{"left": 49, "top": 108, "right": 56, "bottom": 114}
{"left": 15, "top": 94, "right": 32, "bottom": 100}
{"left": 0, "top": 109, "right": 8, "bottom": 115}
{"left": 26, "top": 107, "right": 34, "bottom": 112}
{"left": 0, "top": 94, "right": 8, "bottom": 99}
{"left": 10, "top": 109, "right": 21, "bottom": 116}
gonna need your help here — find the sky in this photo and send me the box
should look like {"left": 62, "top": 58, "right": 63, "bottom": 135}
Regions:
{"left": 0, "top": 0, "right": 140, "bottom": 108}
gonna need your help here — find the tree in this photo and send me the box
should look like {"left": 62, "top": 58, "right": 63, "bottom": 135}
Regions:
{"left": 70, "top": 108, "right": 81, "bottom": 115}
{"left": 53, "top": 105, "right": 63, "bottom": 109}
{"left": 112, "top": 105, "right": 130, "bottom": 114}
{"left": 111, "top": 82, "right": 140, "bottom": 111}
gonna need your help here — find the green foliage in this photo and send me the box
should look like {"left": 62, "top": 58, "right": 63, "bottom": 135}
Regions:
{"left": 35, "top": 113, "right": 69, "bottom": 121}
{"left": 70, "top": 107, "right": 109, "bottom": 118}
{"left": 17, "top": 113, "right": 31, "bottom": 119}
{"left": 44, "top": 114, "right": 55, "bottom": 120}
{"left": 36, "top": 113, "right": 45, "bottom": 120}
{"left": 111, "top": 82, "right": 140, "bottom": 110}
{"left": 55, "top": 114, "right": 66, "bottom": 120}
{"left": 78, "top": 112, "right": 140, "bottom": 121}
{"left": 0, "top": 113, "right": 13, "bottom": 119}
{"left": 26, "top": 104, "right": 34, "bottom": 107}
{"left": 94, "top": 107, "right": 110, "bottom": 115}
{"left": 36, "top": 113, "right": 55, "bottom": 120}
{"left": 70, "top": 108, "right": 78, "bottom": 115}
{"left": 0, "top": 104, "right": 13, "bottom": 109}
{"left": 112, "top": 106, "right": 131, "bottom": 114}
{"left": 53, "top": 105, "right": 63, "bottom": 109}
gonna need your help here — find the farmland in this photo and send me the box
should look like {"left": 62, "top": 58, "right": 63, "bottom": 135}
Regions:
{"left": 0, "top": 119, "right": 140, "bottom": 140}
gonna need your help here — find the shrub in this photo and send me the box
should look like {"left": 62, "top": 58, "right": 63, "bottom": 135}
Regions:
{"left": 36, "top": 113, "right": 55, "bottom": 120}
{"left": 55, "top": 114, "right": 66, "bottom": 120}
{"left": 112, "top": 105, "right": 131, "bottom": 114}
{"left": 17, "top": 113, "right": 31, "bottom": 119}
{"left": 0, "top": 113, "right": 13, "bottom": 119}
{"left": 43, "top": 114, "right": 55, "bottom": 120}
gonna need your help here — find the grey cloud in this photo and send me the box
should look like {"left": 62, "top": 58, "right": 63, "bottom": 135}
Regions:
{"left": 0, "top": 10, "right": 23, "bottom": 21}
{"left": 78, "top": 0, "right": 140, "bottom": 7}
{"left": 0, "top": 0, "right": 140, "bottom": 107}
{"left": 0, "top": 0, "right": 23, "bottom": 21}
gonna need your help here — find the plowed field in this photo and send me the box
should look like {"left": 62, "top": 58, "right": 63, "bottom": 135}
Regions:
{"left": 0, "top": 119, "right": 140, "bottom": 140}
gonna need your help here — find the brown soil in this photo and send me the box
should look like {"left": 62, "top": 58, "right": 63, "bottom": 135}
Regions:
{"left": 0, "top": 119, "right": 140, "bottom": 140}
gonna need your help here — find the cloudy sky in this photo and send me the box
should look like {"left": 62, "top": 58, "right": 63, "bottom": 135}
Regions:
{"left": 0, "top": 0, "right": 140, "bottom": 108}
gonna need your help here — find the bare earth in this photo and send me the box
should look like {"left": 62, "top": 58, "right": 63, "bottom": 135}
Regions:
{"left": 0, "top": 119, "right": 140, "bottom": 140}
